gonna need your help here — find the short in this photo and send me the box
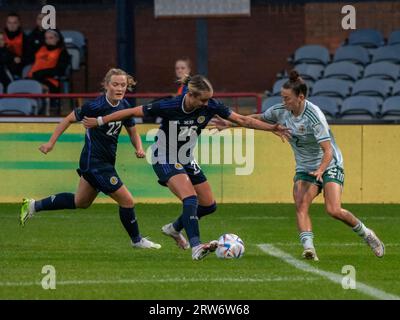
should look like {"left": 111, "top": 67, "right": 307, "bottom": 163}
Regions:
{"left": 152, "top": 160, "right": 207, "bottom": 187}
{"left": 294, "top": 166, "right": 345, "bottom": 193}
{"left": 77, "top": 165, "right": 123, "bottom": 195}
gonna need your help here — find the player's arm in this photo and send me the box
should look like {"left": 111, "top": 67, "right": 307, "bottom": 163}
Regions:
{"left": 309, "top": 140, "right": 333, "bottom": 182}
{"left": 82, "top": 106, "right": 144, "bottom": 129}
{"left": 213, "top": 112, "right": 291, "bottom": 141}
{"left": 39, "top": 111, "right": 77, "bottom": 154}
{"left": 125, "top": 125, "right": 146, "bottom": 158}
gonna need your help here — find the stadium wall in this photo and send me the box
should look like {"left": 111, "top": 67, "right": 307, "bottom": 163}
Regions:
{"left": 1, "top": 123, "right": 399, "bottom": 204}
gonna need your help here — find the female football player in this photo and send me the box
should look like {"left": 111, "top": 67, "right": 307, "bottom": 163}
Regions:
{"left": 214, "top": 70, "right": 385, "bottom": 260}
{"left": 82, "top": 74, "right": 291, "bottom": 260}
{"left": 175, "top": 57, "right": 192, "bottom": 95}
{"left": 20, "top": 68, "right": 161, "bottom": 250}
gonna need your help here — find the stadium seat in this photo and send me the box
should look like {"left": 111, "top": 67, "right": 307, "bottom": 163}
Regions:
{"left": 340, "top": 96, "right": 380, "bottom": 120}
{"left": 0, "top": 98, "right": 34, "bottom": 115}
{"left": 393, "top": 81, "right": 400, "bottom": 96}
{"left": 352, "top": 78, "right": 393, "bottom": 98}
{"left": 312, "top": 79, "right": 352, "bottom": 99}
{"left": 388, "top": 30, "right": 400, "bottom": 46}
{"left": 363, "top": 62, "right": 400, "bottom": 81}
{"left": 308, "top": 96, "right": 341, "bottom": 119}
{"left": 381, "top": 96, "right": 400, "bottom": 120}
{"left": 261, "top": 96, "right": 282, "bottom": 112}
{"left": 293, "top": 45, "right": 330, "bottom": 65}
{"left": 347, "top": 29, "right": 385, "bottom": 48}
{"left": 294, "top": 64, "right": 324, "bottom": 81}
{"left": 372, "top": 46, "right": 400, "bottom": 64}
{"left": 7, "top": 79, "right": 43, "bottom": 115}
{"left": 61, "top": 30, "right": 87, "bottom": 72}
{"left": 333, "top": 45, "right": 370, "bottom": 65}
{"left": 323, "top": 61, "right": 362, "bottom": 81}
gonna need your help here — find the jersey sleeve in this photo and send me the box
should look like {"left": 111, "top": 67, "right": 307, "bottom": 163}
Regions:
{"left": 312, "top": 121, "right": 331, "bottom": 143}
{"left": 74, "top": 102, "right": 92, "bottom": 121}
{"left": 214, "top": 102, "right": 232, "bottom": 119}
{"left": 261, "top": 107, "right": 278, "bottom": 123}
{"left": 142, "top": 102, "right": 162, "bottom": 118}
{"left": 123, "top": 117, "right": 136, "bottom": 128}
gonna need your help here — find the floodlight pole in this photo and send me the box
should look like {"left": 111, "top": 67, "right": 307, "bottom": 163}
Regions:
{"left": 196, "top": 18, "right": 208, "bottom": 77}
{"left": 116, "top": 0, "right": 135, "bottom": 75}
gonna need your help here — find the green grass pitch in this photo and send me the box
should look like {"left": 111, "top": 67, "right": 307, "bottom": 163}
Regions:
{"left": 0, "top": 203, "right": 399, "bottom": 300}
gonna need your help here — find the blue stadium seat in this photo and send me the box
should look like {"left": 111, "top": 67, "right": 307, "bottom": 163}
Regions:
{"left": 323, "top": 61, "right": 362, "bottom": 81}
{"left": 294, "top": 64, "right": 324, "bottom": 81}
{"left": 7, "top": 80, "right": 43, "bottom": 115}
{"left": 0, "top": 98, "right": 34, "bottom": 115}
{"left": 381, "top": 96, "right": 400, "bottom": 120}
{"left": 348, "top": 29, "right": 385, "bottom": 48}
{"left": 372, "top": 46, "right": 400, "bottom": 64}
{"left": 293, "top": 45, "right": 330, "bottom": 65}
{"left": 352, "top": 78, "right": 393, "bottom": 98}
{"left": 340, "top": 96, "right": 380, "bottom": 120}
{"left": 333, "top": 45, "right": 370, "bottom": 65}
{"left": 308, "top": 96, "right": 341, "bottom": 119}
{"left": 261, "top": 96, "right": 282, "bottom": 112}
{"left": 388, "top": 30, "right": 400, "bottom": 46}
{"left": 312, "top": 79, "right": 352, "bottom": 99}
{"left": 393, "top": 81, "right": 400, "bottom": 96}
{"left": 363, "top": 62, "right": 400, "bottom": 81}
{"left": 61, "top": 30, "right": 87, "bottom": 71}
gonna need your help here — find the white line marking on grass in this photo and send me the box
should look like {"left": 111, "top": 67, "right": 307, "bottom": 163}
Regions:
{"left": 258, "top": 244, "right": 400, "bottom": 300}
{"left": 273, "top": 242, "right": 400, "bottom": 247}
{"left": 237, "top": 216, "right": 400, "bottom": 220}
{"left": 0, "top": 276, "right": 320, "bottom": 287}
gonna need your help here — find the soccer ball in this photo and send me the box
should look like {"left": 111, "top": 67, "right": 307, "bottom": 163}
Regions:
{"left": 215, "top": 233, "right": 245, "bottom": 259}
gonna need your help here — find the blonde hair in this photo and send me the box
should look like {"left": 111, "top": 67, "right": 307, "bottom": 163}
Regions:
{"left": 181, "top": 74, "right": 213, "bottom": 97}
{"left": 102, "top": 68, "right": 137, "bottom": 92}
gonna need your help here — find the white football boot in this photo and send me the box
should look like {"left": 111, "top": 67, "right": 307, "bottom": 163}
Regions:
{"left": 192, "top": 240, "right": 218, "bottom": 260}
{"left": 364, "top": 229, "right": 385, "bottom": 258}
{"left": 302, "top": 248, "right": 319, "bottom": 261}
{"left": 132, "top": 237, "right": 161, "bottom": 249}
{"left": 161, "top": 223, "right": 190, "bottom": 250}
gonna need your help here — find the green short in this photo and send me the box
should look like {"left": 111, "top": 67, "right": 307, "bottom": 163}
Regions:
{"left": 294, "top": 166, "right": 344, "bottom": 193}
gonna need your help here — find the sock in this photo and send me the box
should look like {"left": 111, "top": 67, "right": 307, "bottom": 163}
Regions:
{"left": 119, "top": 207, "right": 141, "bottom": 243}
{"left": 180, "top": 196, "right": 200, "bottom": 248}
{"left": 34, "top": 193, "right": 76, "bottom": 212}
{"left": 353, "top": 220, "right": 369, "bottom": 237}
{"left": 300, "top": 231, "right": 314, "bottom": 250}
{"left": 197, "top": 202, "right": 217, "bottom": 219}
{"left": 173, "top": 202, "right": 217, "bottom": 232}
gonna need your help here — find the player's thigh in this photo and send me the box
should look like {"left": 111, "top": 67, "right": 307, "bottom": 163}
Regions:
{"left": 194, "top": 181, "right": 215, "bottom": 206}
{"left": 323, "top": 182, "right": 343, "bottom": 213}
{"left": 293, "top": 180, "right": 319, "bottom": 211}
{"left": 166, "top": 174, "right": 196, "bottom": 201}
{"left": 109, "top": 185, "right": 135, "bottom": 208}
{"left": 75, "top": 177, "right": 98, "bottom": 208}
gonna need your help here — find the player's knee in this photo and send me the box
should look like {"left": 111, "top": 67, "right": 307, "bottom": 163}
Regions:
{"left": 326, "top": 206, "right": 342, "bottom": 219}
{"left": 120, "top": 196, "right": 135, "bottom": 208}
{"left": 75, "top": 200, "right": 91, "bottom": 209}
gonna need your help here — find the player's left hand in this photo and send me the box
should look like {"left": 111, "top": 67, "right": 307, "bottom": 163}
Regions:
{"left": 309, "top": 170, "right": 324, "bottom": 183}
{"left": 209, "top": 115, "right": 230, "bottom": 131}
{"left": 135, "top": 149, "right": 146, "bottom": 158}
{"left": 83, "top": 117, "right": 98, "bottom": 129}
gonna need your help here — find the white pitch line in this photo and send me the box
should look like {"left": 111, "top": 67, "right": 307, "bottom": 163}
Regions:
{"left": 258, "top": 244, "right": 400, "bottom": 301}
{"left": 0, "top": 276, "right": 320, "bottom": 287}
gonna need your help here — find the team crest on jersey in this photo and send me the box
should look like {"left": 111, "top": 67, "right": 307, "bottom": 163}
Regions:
{"left": 174, "top": 163, "right": 184, "bottom": 170}
{"left": 298, "top": 125, "right": 306, "bottom": 134}
{"left": 110, "top": 176, "right": 119, "bottom": 185}
{"left": 197, "top": 116, "right": 206, "bottom": 124}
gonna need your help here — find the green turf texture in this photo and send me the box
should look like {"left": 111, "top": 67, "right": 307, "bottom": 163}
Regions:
{"left": 0, "top": 203, "right": 399, "bottom": 300}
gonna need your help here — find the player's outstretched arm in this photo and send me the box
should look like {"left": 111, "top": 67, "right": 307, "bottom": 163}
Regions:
{"left": 225, "top": 112, "right": 291, "bottom": 141}
{"left": 309, "top": 140, "right": 333, "bottom": 182}
{"left": 82, "top": 106, "right": 144, "bottom": 129}
{"left": 125, "top": 126, "right": 146, "bottom": 158}
{"left": 39, "top": 111, "right": 77, "bottom": 154}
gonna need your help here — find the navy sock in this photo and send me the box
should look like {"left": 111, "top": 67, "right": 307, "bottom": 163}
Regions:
{"left": 197, "top": 202, "right": 217, "bottom": 219}
{"left": 34, "top": 193, "right": 76, "bottom": 212}
{"left": 180, "top": 196, "right": 200, "bottom": 247}
{"left": 119, "top": 207, "right": 141, "bottom": 243}
{"left": 173, "top": 202, "right": 217, "bottom": 231}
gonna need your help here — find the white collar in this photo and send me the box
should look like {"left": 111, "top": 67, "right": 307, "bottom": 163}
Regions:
{"left": 181, "top": 94, "right": 196, "bottom": 114}
{"left": 106, "top": 95, "right": 120, "bottom": 108}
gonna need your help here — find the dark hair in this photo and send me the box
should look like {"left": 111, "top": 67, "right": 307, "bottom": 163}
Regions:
{"left": 7, "top": 12, "right": 20, "bottom": 19}
{"left": 282, "top": 70, "right": 308, "bottom": 97}
{"left": 181, "top": 74, "right": 213, "bottom": 97}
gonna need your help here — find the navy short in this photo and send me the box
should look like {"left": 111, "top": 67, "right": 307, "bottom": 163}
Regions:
{"left": 77, "top": 165, "right": 123, "bottom": 195}
{"left": 152, "top": 160, "right": 207, "bottom": 187}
